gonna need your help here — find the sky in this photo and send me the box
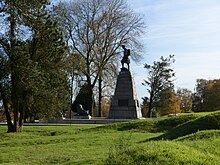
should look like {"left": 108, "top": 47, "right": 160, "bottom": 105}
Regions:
{"left": 126, "top": 0, "right": 220, "bottom": 100}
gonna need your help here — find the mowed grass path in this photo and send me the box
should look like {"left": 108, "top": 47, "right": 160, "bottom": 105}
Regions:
{"left": 0, "top": 111, "right": 220, "bottom": 164}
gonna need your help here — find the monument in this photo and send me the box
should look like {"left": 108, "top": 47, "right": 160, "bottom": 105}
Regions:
{"left": 109, "top": 45, "right": 142, "bottom": 119}
{"left": 73, "top": 104, "right": 91, "bottom": 119}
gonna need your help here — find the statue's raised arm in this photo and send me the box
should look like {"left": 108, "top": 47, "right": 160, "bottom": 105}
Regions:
{"left": 121, "top": 45, "right": 130, "bottom": 70}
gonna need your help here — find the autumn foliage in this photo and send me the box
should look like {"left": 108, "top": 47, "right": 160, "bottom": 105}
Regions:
{"left": 193, "top": 79, "right": 220, "bottom": 112}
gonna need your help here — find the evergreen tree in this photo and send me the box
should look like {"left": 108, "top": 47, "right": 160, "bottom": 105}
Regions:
{"left": 0, "top": 0, "right": 69, "bottom": 132}
{"left": 142, "top": 55, "right": 175, "bottom": 117}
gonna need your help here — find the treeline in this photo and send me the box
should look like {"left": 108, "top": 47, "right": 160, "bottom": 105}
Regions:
{"left": 0, "top": 0, "right": 144, "bottom": 132}
{"left": 193, "top": 79, "right": 220, "bottom": 112}
{"left": 1, "top": 0, "right": 219, "bottom": 133}
{"left": 141, "top": 55, "right": 220, "bottom": 117}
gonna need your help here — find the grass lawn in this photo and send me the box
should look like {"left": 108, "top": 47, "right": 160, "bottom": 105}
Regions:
{"left": 0, "top": 125, "right": 155, "bottom": 164}
{"left": 0, "top": 111, "right": 220, "bottom": 164}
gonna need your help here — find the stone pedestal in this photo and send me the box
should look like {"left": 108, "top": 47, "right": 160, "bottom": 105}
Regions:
{"left": 109, "top": 68, "right": 142, "bottom": 119}
{"left": 72, "top": 115, "right": 91, "bottom": 119}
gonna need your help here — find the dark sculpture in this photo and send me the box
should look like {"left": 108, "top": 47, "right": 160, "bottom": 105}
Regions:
{"left": 121, "top": 45, "right": 130, "bottom": 70}
{"left": 76, "top": 104, "right": 90, "bottom": 116}
{"left": 72, "top": 83, "right": 94, "bottom": 115}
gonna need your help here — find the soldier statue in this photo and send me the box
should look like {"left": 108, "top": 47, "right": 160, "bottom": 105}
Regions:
{"left": 121, "top": 45, "right": 130, "bottom": 70}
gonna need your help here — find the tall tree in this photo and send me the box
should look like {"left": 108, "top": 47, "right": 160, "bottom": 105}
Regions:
{"left": 96, "top": 60, "right": 118, "bottom": 117}
{"left": 193, "top": 79, "right": 220, "bottom": 112}
{"left": 203, "top": 79, "right": 220, "bottom": 111}
{"left": 192, "top": 79, "right": 207, "bottom": 112}
{"left": 157, "top": 88, "right": 181, "bottom": 116}
{"left": 0, "top": 0, "right": 69, "bottom": 132}
{"left": 142, "top": 55, "right": 175, "bottom": 117}
{"left": 176, "top": 88, "right": 192, "bottom": 113}
{"left": 141, "top": 97, "right": 149, "bottom": 117}
{"left": 54, "top": 0, "right": 145, "bottom": 116}
{"left": 0, "top": 47, "right": 12, "bottom": 130}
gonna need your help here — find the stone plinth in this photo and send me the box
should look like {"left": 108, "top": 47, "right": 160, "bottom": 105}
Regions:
{"left": 109, "top": 68, "right": 142, "bottom": 119}
{"left": 72, "top": 115, "right": 91, "bottom": 119}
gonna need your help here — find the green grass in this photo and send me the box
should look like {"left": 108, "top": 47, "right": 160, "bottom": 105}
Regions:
{"left": 175, "top": 129, "right": 220, "bottom": 141}
{"left": 0, "top": 111, "right": 220, "bottom": 164}
{"left": 0, "top": 125, "right": 151, "bottom": 165}
{"left": 105, "top": 140, "right": 220, "bottom": 165}
{"left": 93, "top": 112, "right": 205, "bottom": 133}
{"left": 149, "top": 111, "right": 220, "bottom": 140}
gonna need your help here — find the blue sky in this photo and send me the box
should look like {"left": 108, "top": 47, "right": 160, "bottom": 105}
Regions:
{"left": 126, "top": 0, "right": 220, "bottom": 100}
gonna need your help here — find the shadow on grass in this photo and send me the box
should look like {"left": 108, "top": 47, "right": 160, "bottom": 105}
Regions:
{"left": 145, "top": 111, "right": 220, "bottom": 141}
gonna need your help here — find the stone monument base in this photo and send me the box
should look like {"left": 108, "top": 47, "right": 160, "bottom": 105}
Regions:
{"left": 109, "top": 68, "right": 142, "bottom": 119}
{"left": 72, "top": 115, "right": 92, "bottom": 119}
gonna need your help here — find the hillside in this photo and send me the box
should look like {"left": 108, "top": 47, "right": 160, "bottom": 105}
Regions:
{"left": 0, "top": 111, "right": 219, "bottom": 164}
{"left": 101, "top": 111, "right": 220, "bottom": 164}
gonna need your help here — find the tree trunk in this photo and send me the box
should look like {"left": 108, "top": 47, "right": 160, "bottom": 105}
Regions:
{"left": 5, "top": 105, "right": 14, "bottom": 133}
{"left": 0, "top": 84, "right": 14, "bottom": 132}
{"left": 147, "top": 101, "right": 152, "bottom": 118}
{"left": 13, "top": 102, "right": 19, "bottom": 132}
{"left": 18, "top": 106, "right": 25, "bottom": 132}
{"left": 89, "top": 86, "right": 95, "bottom": 116}
{"left": 13, "top": 101, "right": 24, "bottom": 132}
{"left": 98, "top": 74, "right": 102, "bottom": 117}
{"left": 70, "top": 69, "right": 74, "bottom": 119}
{"left": 9, "top": 1, "right": 22, "bottom": 132}
{"left": 9, "top": 55, "right": 24, "bottom": 130}
{"left": 147, "top": 92, "right": 154, "bottom": 118}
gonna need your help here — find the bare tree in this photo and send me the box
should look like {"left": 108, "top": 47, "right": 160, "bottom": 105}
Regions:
{"left": 54, "top": 0, "right": 145, "bottom": 116}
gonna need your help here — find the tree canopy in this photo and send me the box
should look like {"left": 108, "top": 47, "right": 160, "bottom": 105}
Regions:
{"left": 0, "top": 0, "right": 69, "bottom": 132}
{"left": 54, "top": 0, "right": 145, "bottom": 115}
{"left": 142, "top": 55, "right": 175, "bottom": 117}
{"left": 193, "top": 79, "right": 220, "bottom": 112}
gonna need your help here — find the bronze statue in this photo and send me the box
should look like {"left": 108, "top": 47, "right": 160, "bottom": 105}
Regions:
{"left": 121, "top": 45, "right": 130, "bottom": 70}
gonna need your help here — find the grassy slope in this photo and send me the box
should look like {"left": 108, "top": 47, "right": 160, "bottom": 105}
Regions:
{"left": 0, "top": 111, "right": 220, "bottom": 164}
{"left": 102, "top": 111, "right": 220, "bottom": 164}
{"left": 105, "top": 140, "right": 220, "bottom": 165}
{"left": 150, "top": 111, "right": 220, "bottom": 140}
{"left": 93, "top": 112, "right": 205, "bottom": 135}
